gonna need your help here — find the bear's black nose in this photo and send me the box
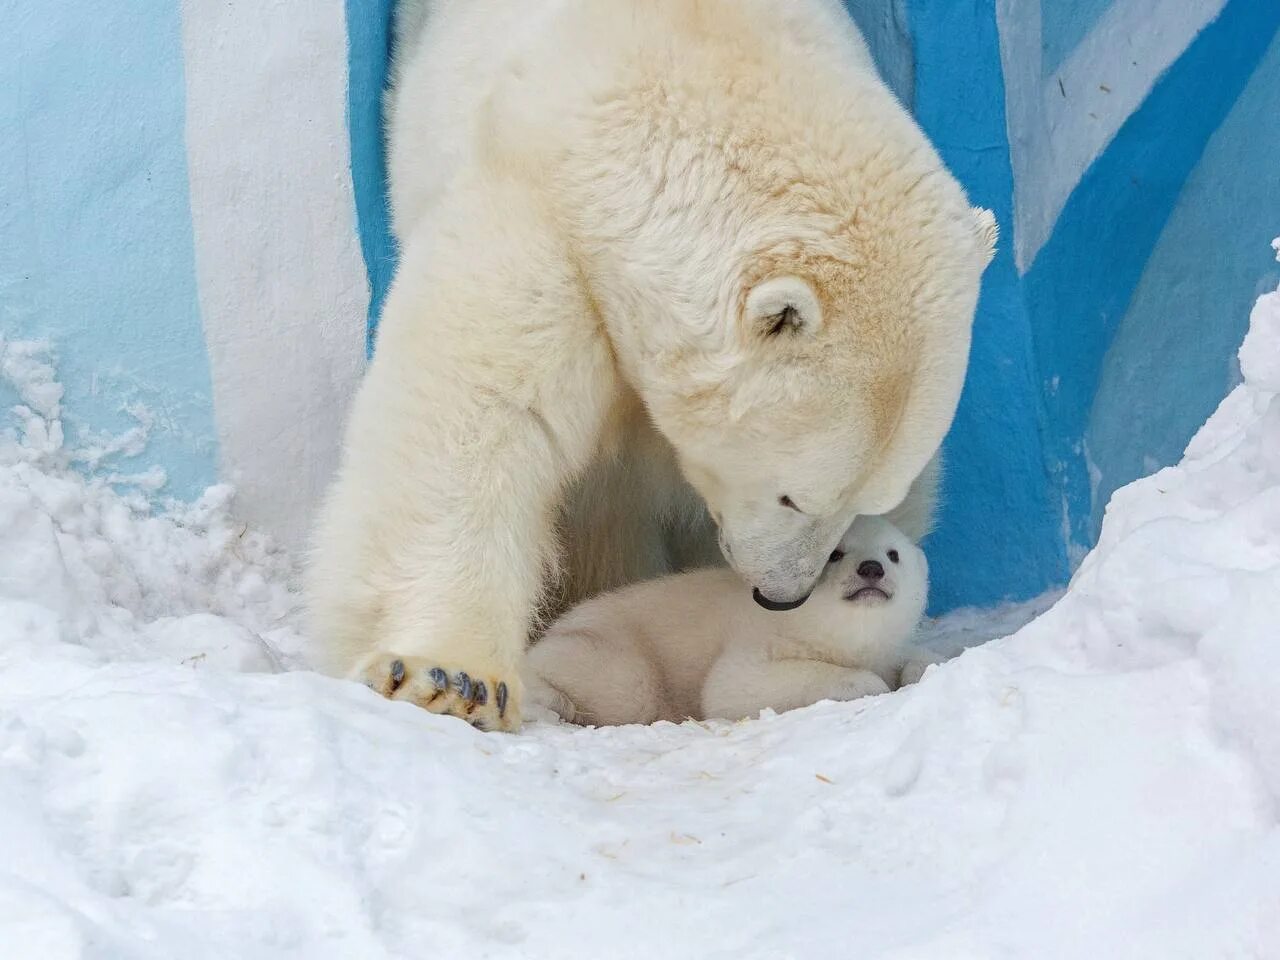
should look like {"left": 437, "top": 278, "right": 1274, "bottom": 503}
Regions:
{"left": 857, "top": 559, "right": 884, "bottom": 580}
{"left": 752, "top": 587, "right": 811, "bottom": 611}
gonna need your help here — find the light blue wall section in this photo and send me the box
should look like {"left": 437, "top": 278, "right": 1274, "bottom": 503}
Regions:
{"left": 0, "top": 1, "right": 216, "bottom": 496}
{"left": 1087, "top": 31, "right": 1280, "bottom": 532}
{"left": 1039, "top": 0, "right": 1114, "bottom": 75}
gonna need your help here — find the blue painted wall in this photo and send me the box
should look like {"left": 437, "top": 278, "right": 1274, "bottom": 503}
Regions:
{"left": 1022, "top": 0, "right": 1280, "bottom": 559}
{"left": 0, "top": 1, "right": 217, "bottom": 496}
{"left": 1087, "top": 30, "right": 1280, "bottom": 531}
{"left": 907, "top": 0, "right": 1069, "bottom": 612}
{"left": 345, "top": 0, "right": 398, "bottom": 354}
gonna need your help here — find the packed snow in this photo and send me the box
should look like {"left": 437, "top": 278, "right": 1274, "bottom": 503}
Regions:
{"left": 2, "top": 244, "right": 1279, "bottom": 958}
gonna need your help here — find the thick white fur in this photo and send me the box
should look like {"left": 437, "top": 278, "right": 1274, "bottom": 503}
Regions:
{"left": 306, "top": 0, "right": 996, "bottom": 730}
{"left": 524, "top": 516, "right": 936, "bottom": 724}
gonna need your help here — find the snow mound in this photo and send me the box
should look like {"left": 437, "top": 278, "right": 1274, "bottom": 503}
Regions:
{"left": 2, "top": 248, "right": 1279, "bottom": 958}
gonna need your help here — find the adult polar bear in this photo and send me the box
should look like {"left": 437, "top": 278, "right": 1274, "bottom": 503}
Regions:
{"left": 307, "top": 0, "right": 997, "bottom": 730}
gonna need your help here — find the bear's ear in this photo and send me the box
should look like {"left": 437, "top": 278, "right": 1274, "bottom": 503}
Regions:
{"left": 744, "top": 276, "right": 823, "bottom": 340}
{"left": 973, "top": 207, "right": 998, "bottom": 267}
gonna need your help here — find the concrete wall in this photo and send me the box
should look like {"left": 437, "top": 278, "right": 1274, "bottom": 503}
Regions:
{"left": 3, "top": 0, "right": 1278, "bottom": 612}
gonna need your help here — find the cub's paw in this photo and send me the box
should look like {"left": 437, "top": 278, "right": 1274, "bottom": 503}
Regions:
{"left": 830, "top": 670, "right": 891, "bottom": 702}
{"left": 354, "top": 654, "right": 521, "bottom": 732}
{"left": 520, "top": 671, "right": 579, "bottom": 724}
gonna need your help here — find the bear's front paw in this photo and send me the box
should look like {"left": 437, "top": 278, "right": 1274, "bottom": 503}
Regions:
{"left": 354, "top": 654, "right": 521, "bottom": 732}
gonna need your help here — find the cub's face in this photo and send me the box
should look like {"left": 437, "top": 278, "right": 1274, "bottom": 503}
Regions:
{"left": 817, "top": 514, "right": 929, "bottom": 632}
{"left": 658, "top": 209, "right": 995, "bottom": 610}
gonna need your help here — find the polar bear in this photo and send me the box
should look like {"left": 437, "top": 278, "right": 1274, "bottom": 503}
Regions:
{"left": 305, "top": 0, "right": 997, "bottom": 730}
{"left": 524, "top": 515, "right": 937, "bottom": 725}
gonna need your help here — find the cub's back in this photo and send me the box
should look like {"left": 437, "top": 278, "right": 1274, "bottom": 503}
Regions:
{"left": 542, "top": 567, "right": 749, "bottom": 711}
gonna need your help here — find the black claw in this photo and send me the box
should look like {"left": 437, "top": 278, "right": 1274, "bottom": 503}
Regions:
{"left": 496, "top": 681, "right": 509, "bottom": 718}
{"left": 473, "top": 680, "right": 488, "bottom": 705}
{"left": 428, "top": 667, "right": 449, "bottom": 691}
{"left": 388, "top": 659, "right": 406, "bottom": 691}
{"left": 455, "top": 671, "right": 472, "bottom": 700}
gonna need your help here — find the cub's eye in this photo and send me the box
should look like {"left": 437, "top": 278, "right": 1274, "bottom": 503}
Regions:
{"left": 779, "top": 495, "right": 801, "bottom": 512}
{"left": 828, "top": 550, "right": 845, "bottom": 564}
{"left": 887, "top": 549, "right": 900, "bottom": 564}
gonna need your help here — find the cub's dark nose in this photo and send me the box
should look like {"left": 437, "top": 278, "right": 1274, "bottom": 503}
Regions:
{"left": 857, "top": 559, "right": 884, "bottom": 580}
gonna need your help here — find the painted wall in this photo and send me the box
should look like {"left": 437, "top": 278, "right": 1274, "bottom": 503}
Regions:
{"left": 346, "top": 0, "right": 397, "bottom": 352}
{"left": 911, "top": 0, "right": 1278, "bottom": 608}
{"left": 906, "top": 0, "right": 1070, "bottom": 612}
{"left": 2, "top": 0, "right": 1277, "bottom": 612}
{"left": 1014, "top": 0, "right": 1280, "bottom": 566}
{"left": 1087, "top": 32, "right": 1280, "bottom": 534}
{"left": 1, "top": 0, "right": 368, "bottom": 550}
{"left": 0, "top": 0, "right": 216, "bottom": 496}
{"left": 181, "top": 0, "right": 368, "bottom": 549}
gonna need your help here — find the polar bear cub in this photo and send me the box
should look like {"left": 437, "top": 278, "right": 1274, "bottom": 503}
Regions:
{"left": 524, "top": 516, "right": 936, "bottom": 725}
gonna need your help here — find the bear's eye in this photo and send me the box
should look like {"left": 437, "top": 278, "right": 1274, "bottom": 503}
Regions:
{"left": 764, "top": 306, "right": 799, "bottom": 337}
{"left": 887, "top": 549, "right": 900, "bottom": 564}
{"left": 828, "top": 549, "right": 845, "bottom": 564}
{"left": 778, "top": 495, "right": 802, "bottom": 512}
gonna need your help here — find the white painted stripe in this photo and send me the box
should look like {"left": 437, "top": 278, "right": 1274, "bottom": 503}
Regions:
{"left": 999, "top": 0, "right": 1227, "bottom": 272}
{"left": 180, "top": 0, "right": 368, "bottom": 551}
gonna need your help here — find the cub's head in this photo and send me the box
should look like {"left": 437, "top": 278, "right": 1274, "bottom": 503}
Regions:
{"left": 814, "top": 514, "right": 929, "bottom": 638}
{"left": 651, "top": 203, "right": 996, "bottom": 610}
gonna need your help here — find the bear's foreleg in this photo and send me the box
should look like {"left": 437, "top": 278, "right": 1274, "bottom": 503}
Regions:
{"left": 307, "top": 179, "right": 617, "bottom": 731}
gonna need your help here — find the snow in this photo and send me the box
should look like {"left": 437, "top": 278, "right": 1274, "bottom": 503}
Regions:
{"left": 3, "top": 249, "right": 1280, "bottom": 959}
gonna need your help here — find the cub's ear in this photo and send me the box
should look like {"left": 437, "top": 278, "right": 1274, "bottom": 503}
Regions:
{"left": 973, "top": 207, "right": 998, "bottom": 268}
{"left": 744, "top": 276, "right": 823, "bottom": 340}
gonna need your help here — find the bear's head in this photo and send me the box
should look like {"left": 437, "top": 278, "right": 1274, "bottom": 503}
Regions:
{"left": 642, "top": 200, "right": 997, "bottom": 610}
{"left": 565, "top": 30, "right": 1002, "bottom": 609}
